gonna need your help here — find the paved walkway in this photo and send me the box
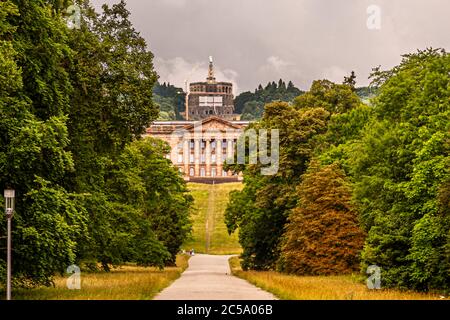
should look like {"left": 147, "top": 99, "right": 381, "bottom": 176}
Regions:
{"left": 154, "top": 254, "right": 276, "bottom": 300}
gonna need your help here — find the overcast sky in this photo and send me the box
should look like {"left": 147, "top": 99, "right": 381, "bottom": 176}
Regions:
{"left": 91, "top": 0, "right": 450, "bottom": 93}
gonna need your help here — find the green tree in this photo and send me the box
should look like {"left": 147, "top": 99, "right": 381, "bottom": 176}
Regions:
{"left": 110, "top": 138, "right": 193, "bottom": 265}
{"left": 1, "top": 0, "right": 192, "bottom": 286}
{"left": 0, "top": 0, "right": 87, "bottom": 286}
{"left": 351, "top": 48, "right": 450, "bottom": 291}
{"left": 240, "top": 100, "right": 264, "bottom": 120}
{"left": 66, "top": 1, "right": 189, "bottom": 270}
{"left": 293, "top": 79, "right": 360, "bottom": 114}
{"left": 234, "top": 80, "right": 303, "bottom": 116}
{"left": 343, "top": 71, "right": 357, "bottom": 90}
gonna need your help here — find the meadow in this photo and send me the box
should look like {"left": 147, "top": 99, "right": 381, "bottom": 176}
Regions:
{"left": 12, "top": 255, "right": 189, "bottom": 300}
{"left": 183, "top": 182, "right": 242, "bottom": 255}
{"left": 229, "top": 257, "right": 443, "bottom": 300}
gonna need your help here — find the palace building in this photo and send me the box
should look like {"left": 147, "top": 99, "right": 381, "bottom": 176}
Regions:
{"left": 145, "top": 117, "right": 249, "bottom": 182}
{"left": 146, "top": 57, "right": 248, "bottom": 182}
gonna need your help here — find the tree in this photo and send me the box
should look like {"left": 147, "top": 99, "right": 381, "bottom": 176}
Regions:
{"left": 111, "top": 138, "right": 193, "bottom": 265}
{"left": 153, "top": 81, "right": 185, "bottom": 120}
{"left": 66, "top": 1, "right": 190, "bottom": 270}
{"left": 240, "top": 101, "right": 264, "bottom": 120}
{"left": 79, "top": 137, "right": 191, "bottom": 269}
{"left": 343, "top": 71, "right": 357, "bottom": 90}
{"left": 279, "top": 162, "right": 365, "bottom": 275}
{"left": 293, "top": 79, "right": 360, "bottom": 114}
{"left": 68, "top": 0, "right": 158, "bottom": 160}
{"left": 225, "top": 102, "right": 329, "bottom": 269}
{"left": 351, "top": 48, "right": 450, "bottom": 291}
{"left": 0, "top": 0, "right": 87, "bottom": 286}
{"left": 1, "top": 0, "right": 193, "bottom": 286}
{"left": 234, "top": 80, "right": 303, "bottom": 117}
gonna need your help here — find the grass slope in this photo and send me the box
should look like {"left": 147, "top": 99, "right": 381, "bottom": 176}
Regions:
{"left": 229, "top": 257, "right": 443, "bottom": 300}
{"left": 183, "top": 182, "right": 242, "bottom": 255}
{"left": 12, "top": 255, "right": 190, "bottom": 300}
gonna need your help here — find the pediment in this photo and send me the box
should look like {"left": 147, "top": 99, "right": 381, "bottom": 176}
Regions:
{"left": 183, "top": 116, "right": 241, "bottom": 132}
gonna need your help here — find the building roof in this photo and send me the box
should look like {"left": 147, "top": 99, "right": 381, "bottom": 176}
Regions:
{"left": 146, "top": 116, "right": 250, "bottom": 135}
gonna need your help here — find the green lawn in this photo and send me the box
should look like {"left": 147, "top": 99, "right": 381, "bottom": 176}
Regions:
{"left": 183, "top": 182, "right": 243, "bottom": 255}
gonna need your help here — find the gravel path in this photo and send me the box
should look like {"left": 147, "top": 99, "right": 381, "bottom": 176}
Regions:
{"left": 154, "top": 254, "right": 276, "bottom": 300}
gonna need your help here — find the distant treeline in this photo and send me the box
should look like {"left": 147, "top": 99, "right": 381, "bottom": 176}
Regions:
{"left": 153, "top": 82, "right": 185, "bottom": 120}
{"left": 234, "top": 80, "right": 304, "bottom": 120}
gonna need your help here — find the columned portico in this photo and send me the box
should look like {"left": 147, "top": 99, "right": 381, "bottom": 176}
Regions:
{"left": 205, "top": 139, "right": 211, "bottom": 177}
{"left": 194, "top": 139, "right": 200, "bottom": 176}
{"left": 145, "top": 116, "right": 249, "bottom": 182}
{"left": 183, "top": 139, "right": 189, "bottom": 175}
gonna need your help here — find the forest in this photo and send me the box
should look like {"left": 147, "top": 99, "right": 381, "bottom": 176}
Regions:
{"left": 0, "top": 0, "right": 192, "bottom": 287}
{"left": 0, "top": 0, "right": 449, "bottom": 295}
{"left": 225, "top": 48, "right": 450, "bottom": 293}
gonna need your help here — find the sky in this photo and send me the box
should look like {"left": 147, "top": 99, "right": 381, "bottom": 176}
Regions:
{"left": 91, "top": 0, "right": 450, "bottom": 94}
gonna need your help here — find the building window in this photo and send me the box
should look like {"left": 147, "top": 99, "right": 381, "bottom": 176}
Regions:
{"left": 201, "top": 153, "right": 205, "bottom": 163}
{"left": 211, "top": 168, "right": 216, "bottom": 177}
{"left": 199, "top": 96, "right": 223, "bottom": 107}
{"left": 222, "top": 140, "right": 227, "bottom": 148}
{"left": 190, "top": 140, "right": 194, "bottom": 148}
{"left": 189, "top": 154, "right": 194, "bottom": 163}
{"left": 178, "top": 154, "right": 183, "bottom": 164}
{"left": 211, "top": 140, "right": 216, "bottom": 149}
{"left": 189, "top": 167, "right": 195, "bottom": 176}
{"left": 211, "top": 154, "right": 216, "bottom": 163}
{"left": 200, "top": 167, "right": 206, "bottom": 177}
{"left": 222, "top": 170, "right": 228, "bottom": 177}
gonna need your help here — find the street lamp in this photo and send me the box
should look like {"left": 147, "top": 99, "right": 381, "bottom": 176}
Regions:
{"left": 4, "top": 189, "right": 15, "bottom": 301}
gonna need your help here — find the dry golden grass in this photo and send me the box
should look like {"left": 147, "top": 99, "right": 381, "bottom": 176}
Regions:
{"left": 13, "top": 255, "right": 190, "bottom": 300}
{"left": 229, "top": 257, "right": 443, "bottom": 300}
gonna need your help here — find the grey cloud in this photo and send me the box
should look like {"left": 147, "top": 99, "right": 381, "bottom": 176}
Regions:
{"left": 91, "top": 0, "right": 450, "bottom": 93}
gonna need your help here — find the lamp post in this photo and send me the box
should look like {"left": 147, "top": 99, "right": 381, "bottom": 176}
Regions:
{"left": 4, "top": 189, "right": 15, "bottom": 301}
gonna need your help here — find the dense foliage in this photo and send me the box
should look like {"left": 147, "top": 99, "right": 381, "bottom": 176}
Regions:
{"left": 234, "top": 79, "right": 303, "bottom": 120}
{"left": 349, "top": 49, "right": 450, "bottom": 291}
{"left": 226, "top": 48, "right": 450, "bottom": 293}
{"left": 279, "top": 162, "right": 365, "bottom": 275}
{"left": 153, "top": 82, "right": 185, "bottom": 120}
{"left": 225, "top": 102, "right": 331, "bottom": 270}
{"left": 0, "top": 0, "right": 192, "bottom": 287}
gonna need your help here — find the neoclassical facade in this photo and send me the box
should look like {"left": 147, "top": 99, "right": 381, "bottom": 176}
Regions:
{"left": 145, "top": 116, "right": 249, "bottom": 182}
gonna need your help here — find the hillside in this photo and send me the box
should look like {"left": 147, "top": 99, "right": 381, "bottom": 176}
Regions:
{"left": 234, "top": 79, "right": 304, "bottom": 120}
{"left": 153, "top": 82, "right": 185, "bottom": 120}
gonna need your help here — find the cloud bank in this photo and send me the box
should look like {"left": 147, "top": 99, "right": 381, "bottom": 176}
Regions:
{"left": 91, "top": 0, "right": 450, "bottom": 93}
